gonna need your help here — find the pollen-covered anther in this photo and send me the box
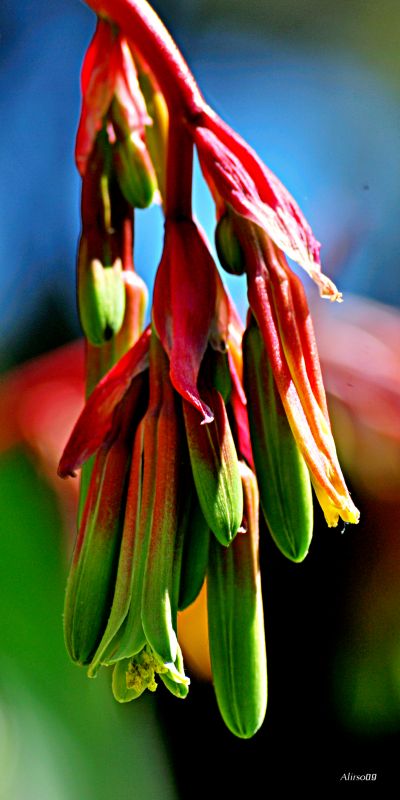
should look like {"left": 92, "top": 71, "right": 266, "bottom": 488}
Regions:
{"left": 126, "top": 647, "right": 168, "bottom": 694}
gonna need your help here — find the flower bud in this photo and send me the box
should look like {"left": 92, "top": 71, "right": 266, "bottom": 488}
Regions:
{"left": 215, "top": 213, "right": 245, "bottom": 276}
{"left": 243, "top": 318, "right": 313, "bottom": 562}
{"left": 183, "top": 388, "right": 243, "bottom": 547}
{"left": 113, "top": 132, "right": 158, "bottom": 209}
{"left": 102, "top": 333, "right": 164, "bottom": 665}
{"left": 207, "top": 462, "right": 267, "bottom": 738}
{"left": 114, "top": 270, "right": 148, "bottom": 356}
{"left": 87, "top": 419, "right": 145, "bottom": 677}
{"left": 78, "top": 253, "right": 126, "bottom": 346}
{"left": 141, "top": 369, "right": 182, "bottom": 665}
{"left": 64, "top": 433, "right": 131, "bottom": 665}
{"left": 177, "top": 493, "right": 210, "bottom": 612}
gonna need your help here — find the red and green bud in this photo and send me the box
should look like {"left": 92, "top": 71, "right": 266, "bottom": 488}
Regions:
{"left": 58, "top": 326, "right": 150, "bottom": 478}
{"left": 207, "top": 461, "right": 267, "bottom": 738}
{"left": 141, "top": 353, "right": 182, "bottom": 665}
{"left": 243, "top": 231, "right": 359, "bottom": 528}
{"left": 87, "top": 418, "right": 145, "bottom": 676}
{"left": 243, "top": 318, "right": 313, "bottom": 562}
{"left": 63, "top": 401, "right": 134, "bottom": 665}
{"left": 113, "top": 269, "right": 149, "bottom": 358}
{"left": 103, "top": 331, "right": 164, "bottom": 664}
{"left": 183, "top": 387, "right": 243, "bottom": 547}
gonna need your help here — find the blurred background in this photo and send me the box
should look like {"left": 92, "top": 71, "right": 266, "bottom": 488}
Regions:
{"left": 1, "top": 0, "right": 400, "bottom": 794}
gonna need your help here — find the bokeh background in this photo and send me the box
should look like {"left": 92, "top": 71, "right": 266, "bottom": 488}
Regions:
{"left": 1, "top": 0, "right": 400, "bottom": 794}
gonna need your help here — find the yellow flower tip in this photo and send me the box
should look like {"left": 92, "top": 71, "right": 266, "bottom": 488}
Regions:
{"left": 312, "top": 481, "right": 360, "bottom": 528}
{"left": 323, "top": 498, "right": 360, "bottom": 528}
{"left": 341, "top": 502, "right": 360, "bottom": 525}
{"left": 310, "top": 266, "right": 343, "bottom": 303}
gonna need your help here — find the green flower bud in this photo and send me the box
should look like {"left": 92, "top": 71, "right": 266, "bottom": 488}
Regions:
{"left": 113, "top": 133, "right": 158, "bottom": 209}
{"left": 64, "top": 434, "right": 130, "bottom": 665}
{"left": 78, "top": 252, "right": 126, "bottom": 346}
{"left": 215, "top": 214, "right": 245, "bottom": 276}
{"left": 177, "top": 494, "right": 210, "bottom": 612}
{"left": 207, "top": 462, "right": 267, "bottom": 738}
{"left": 243, "top": 318, "right": 313, "bottom": 562}
{"left": 183, "top": 388, "right": 243, "bottom": 547}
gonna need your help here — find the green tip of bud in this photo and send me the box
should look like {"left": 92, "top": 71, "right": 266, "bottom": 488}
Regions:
{"left": 113, "top": 134, "right": 158, "bottom": 209}
{"left": 215, "top": 214, "right": 245, "bottom": 276}
{"left": 207, "top": 530, "right": 267, "bottom": 739}
{"left": 78, "top": 257, "right": 126, "bottom": 346}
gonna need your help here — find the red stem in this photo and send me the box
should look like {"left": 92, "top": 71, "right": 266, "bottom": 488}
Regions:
{"left": 165, "top": 120, "right": 193, "bottom": 219}
{"left": 85, "top": 0, "right": 203, "bottom": 119}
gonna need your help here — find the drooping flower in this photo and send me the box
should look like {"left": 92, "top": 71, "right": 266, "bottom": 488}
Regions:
{"left": 192, "top": 108, "right": 340, "bottom": 301}
{"left": 189, "top": 119, "right": 359, "bottom": 532}
{"left": 59, "top": 205, "right": 264, "bottom": 731}
{"left": 56, "top": 0, "right": 360, "bottom": 740}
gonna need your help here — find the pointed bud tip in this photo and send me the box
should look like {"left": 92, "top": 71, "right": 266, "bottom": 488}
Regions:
{"left": 57, "top": 462, "right": 77, "bottom": 480}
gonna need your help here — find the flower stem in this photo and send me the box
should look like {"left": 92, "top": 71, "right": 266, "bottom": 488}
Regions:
{"left": 85, "top": 0, "right": 203, "bottom": 119}
{"left": 165, "top": 121, "right": 193, "bottom": 219}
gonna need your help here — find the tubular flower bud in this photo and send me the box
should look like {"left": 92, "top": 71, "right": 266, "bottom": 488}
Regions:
{"left": 141, "top": 343, "right": 182, "bottom": 665}
{"left": 64, "top": 378, "right": 142, "bottom": 665}
{"left": 78, "top": 255, "right": 126, "bottom": 346}
{"left": 215, "top": 212, "right": 245, "bottom": 276}
{"left": 87, "top": 418, "right": 145, "bottom": 676}
{"left": 241, "top": 227, "right": 359, "bottom": 528}
{"left": 177, "top": 495, "right": 210, "bottom": 612}
{"left": 102, "top": 333, "right": 165, "bottom": 666}
{"left": 207, "top": 462, "right": 267, "bottom": 738}
{"left": 243, "top": 317, "right": 313, "bottom": 562}
{"left": 114, "top": 269, "right": 149, "bottom": 356}
{"left": 183, "top": 388, "right": 243, "bottom": 547}
{"left": 112, "top": 132, "right": 158, "bottom": 209}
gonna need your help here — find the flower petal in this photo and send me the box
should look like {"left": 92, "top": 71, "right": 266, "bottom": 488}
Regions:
{"left": 244, "top": 239, "right": 359, "bottom": 526}
{"left": 152, "top": 219, "right": 217, "bottom": 422}
{"left": 195, "top": 109, "right": 341, "bottom": 301}
{"left": 58, "top": 325, "right": 151, "bottom": 478}
{"left": 75, "top": 20, "right": 117, "bottom": 176}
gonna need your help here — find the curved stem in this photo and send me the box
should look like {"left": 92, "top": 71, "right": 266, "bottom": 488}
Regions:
{"left": 165, "top": 120, "right": 193, "bottom": 219}
{"left": 86, "top": 0, "right": 204, "bottom": 119}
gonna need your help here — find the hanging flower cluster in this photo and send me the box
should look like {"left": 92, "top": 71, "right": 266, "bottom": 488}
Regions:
{"left": 59, "top": 0, "right": 359, "bottom": 739}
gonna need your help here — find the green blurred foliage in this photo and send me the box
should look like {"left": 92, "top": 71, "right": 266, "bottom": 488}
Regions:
{"left": 0, "top": 449, "right": 177, "bottom": 800}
